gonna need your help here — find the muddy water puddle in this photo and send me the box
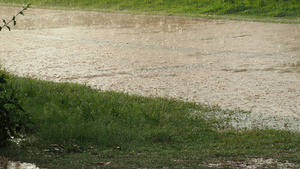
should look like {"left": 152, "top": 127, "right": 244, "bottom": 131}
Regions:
{"left": 0, "top": 6, "right": 205, "bottom": 31}
{"left": 1, "top": 6, "right": 300, "bottom": 120}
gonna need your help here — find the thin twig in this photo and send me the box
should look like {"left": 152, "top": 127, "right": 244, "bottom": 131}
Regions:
{"left": 0, "top": 4, "right": 31, "bottom": 31}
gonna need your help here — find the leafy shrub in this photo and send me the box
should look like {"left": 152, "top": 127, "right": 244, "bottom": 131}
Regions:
{"left": 0, "top": 74, "right": 33, "bottom": 146}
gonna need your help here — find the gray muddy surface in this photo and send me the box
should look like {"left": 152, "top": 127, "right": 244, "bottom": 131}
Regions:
{"left": 1, "top": 7, "right": 300, "bottom": 127}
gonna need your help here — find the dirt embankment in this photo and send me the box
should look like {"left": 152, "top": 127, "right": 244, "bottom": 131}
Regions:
{"left": 1, "top": 6, "right": 299, "bottom": 120}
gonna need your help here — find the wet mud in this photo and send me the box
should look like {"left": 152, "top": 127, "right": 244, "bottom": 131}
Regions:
{"left": 0, "top": 6, "right": 299, "bottom": 120}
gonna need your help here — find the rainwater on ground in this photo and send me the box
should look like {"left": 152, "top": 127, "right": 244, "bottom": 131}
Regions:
{"left": 1, "top": 6, "right": 300, "bottom": 126}
{"left": 0, "top": 6, "right": 299, "bottom": 128}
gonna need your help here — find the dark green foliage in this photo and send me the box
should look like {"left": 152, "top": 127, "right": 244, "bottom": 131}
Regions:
{"left": 0, "top": 73, "right": 33, "bottom": 146}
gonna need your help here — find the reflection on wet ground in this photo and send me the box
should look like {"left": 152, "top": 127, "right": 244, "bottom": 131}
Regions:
{"left": 0, "top": 157, "right": 40, "bottom": 169}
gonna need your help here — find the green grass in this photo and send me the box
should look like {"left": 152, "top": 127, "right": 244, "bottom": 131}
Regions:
{"left": 0, "top": 72, "right": 299, "bottom": 168}
{"left": 1, "top": 0, "right": 300, "bottom": 21}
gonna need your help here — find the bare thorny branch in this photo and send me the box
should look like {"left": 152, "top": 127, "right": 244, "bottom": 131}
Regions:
{"left": 0, "top": 3, "right": 31, "bottom": 31}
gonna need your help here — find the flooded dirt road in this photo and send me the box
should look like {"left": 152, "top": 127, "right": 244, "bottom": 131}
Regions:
{"left": 1, "top": 6, "right": 300, "bottom": 119}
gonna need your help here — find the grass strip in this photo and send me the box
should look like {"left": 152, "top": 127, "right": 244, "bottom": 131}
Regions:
{"left": 0, "top": 0, "right": 299, "bottom": 22}
{"left": 0, "top": 73, "right": 299, "bottom": 168}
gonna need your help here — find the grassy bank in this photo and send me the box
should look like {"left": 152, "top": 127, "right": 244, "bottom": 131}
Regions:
{"left": 0, "top": 73, "right": 299, "bottom": 168}
{"left": 1, "top": 0, "right": 300, "bottom": 20}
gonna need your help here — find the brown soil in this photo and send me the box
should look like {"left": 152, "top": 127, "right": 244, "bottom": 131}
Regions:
{"left": 1, "top": 6, "right": 299, "bottom": 119}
